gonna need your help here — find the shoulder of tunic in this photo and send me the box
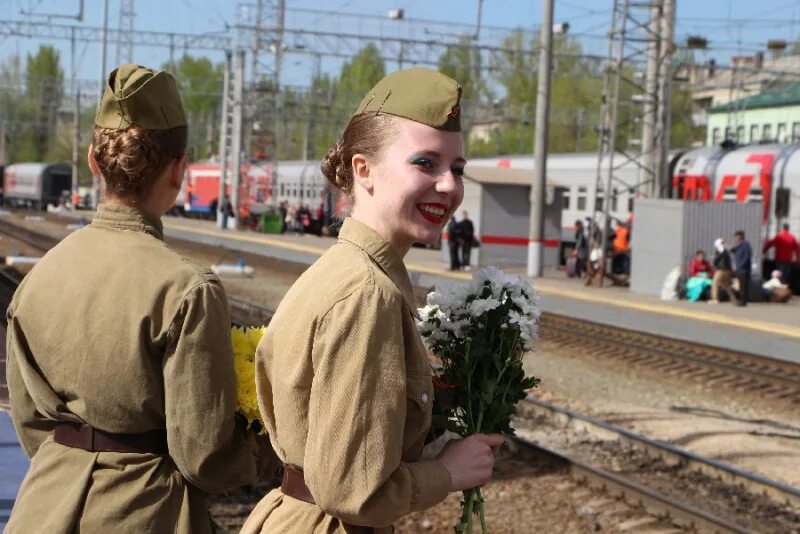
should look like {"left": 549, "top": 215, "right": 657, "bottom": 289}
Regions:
{"left": 274, "top": 240, "right": 403, "bottom": 324}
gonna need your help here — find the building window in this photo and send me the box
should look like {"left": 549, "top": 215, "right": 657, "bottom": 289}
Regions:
{"left": 777, "top": 123, "right": 787, "bottom": 143}
{"left": 763, "top": 123, "right": 772, "bottom": 141}
{"left": 562, "top": 189, "right": 571, "bottom": 210}
{"left": 736, "top": 125, "right": 745, "bottom": 143}
{"left": 792, "top": 122, "right": 800, "bottom": 142}
{"left": 711, "top": 127, "right": 721, "bottom": 145}
{"left": 750, "top": 124, "right": 760, "bottom": 142}
{"left": 724, "top": 126, "right": 732, "bottom": 140}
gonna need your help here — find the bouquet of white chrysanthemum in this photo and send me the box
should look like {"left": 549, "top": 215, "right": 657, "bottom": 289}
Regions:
{"left": 417, "top": 266, "right": 541, "bottom": 534}
{"left": 231, "top": 325, "right": 267, "bottom": 434}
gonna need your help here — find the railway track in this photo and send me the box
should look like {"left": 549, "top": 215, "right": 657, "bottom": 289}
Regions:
{"left": 513, "top": 398, "right": 800, "bottom": 533}
{"left": 541, "top": 314, "right": 800, "bottom": 404}
{"left": 0, "top": 214, "right": 58, "bottom": 253}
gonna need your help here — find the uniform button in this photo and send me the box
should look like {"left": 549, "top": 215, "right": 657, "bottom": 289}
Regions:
{"left": 421, "top": 392, "right": 429, "bottom": 404}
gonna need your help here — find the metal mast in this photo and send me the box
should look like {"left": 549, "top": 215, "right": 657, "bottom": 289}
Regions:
{"left": 116, "top": 0, "right": 135, "bottom": 66}
{"left": 216, "top": 50, "right": 245, "bottom": 230}
{"left": 591, "top": 0, "right": 675, "bottom": 285}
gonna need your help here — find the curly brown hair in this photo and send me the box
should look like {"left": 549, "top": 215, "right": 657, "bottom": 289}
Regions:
{"left": 320, "top": 114, "right": 398, "bottom": 195}
{"left": 91, "top": 125, "right": 188, "bottom": 200}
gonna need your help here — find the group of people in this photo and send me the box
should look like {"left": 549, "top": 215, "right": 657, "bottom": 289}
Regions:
{"left": 685, "top": 226, "right": 796, "bottom": 305}
{"left": 278, "top": 201, "right": 326, "bottom": 235}
{"left": 6, "top": 65, "right": 505, "bottom": 532}
{"left": 446, "top": 211, "right": 476, "bottom": 271}
{"left": 570, "top": 217, "right": 632, "bottom": 285}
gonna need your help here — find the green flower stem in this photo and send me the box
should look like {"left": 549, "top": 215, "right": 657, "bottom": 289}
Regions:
{"left": 465, "top": 356, "right": 475, "bottom": 431}
{"left": 455, "top": 488, "right": 475, "bottom": 533}
{"left": 477, "top": 489, "right": 487, "bottom": 533}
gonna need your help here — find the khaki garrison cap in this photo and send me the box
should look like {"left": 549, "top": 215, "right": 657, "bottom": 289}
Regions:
{"left": 353, "top": 67, "right": 462, "bottom": 132}
{"left": 95, "top": 64, "right": 188, "bottom": 130}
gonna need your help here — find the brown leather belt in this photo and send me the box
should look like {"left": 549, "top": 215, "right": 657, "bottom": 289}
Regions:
{"left": 53, "top": 423, "right": 168, "bottom": 455}
{"left": 281, "top": 465, "right": 316, "bottom": 504}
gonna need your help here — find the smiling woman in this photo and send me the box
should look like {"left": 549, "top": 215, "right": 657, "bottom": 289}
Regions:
{"left": 242, "top": 67, "right": 505, "bottom": 534}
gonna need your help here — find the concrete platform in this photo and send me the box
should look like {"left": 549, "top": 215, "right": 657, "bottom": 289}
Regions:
{"left": 24, "top": 209, "right": 800, "bottom": 362}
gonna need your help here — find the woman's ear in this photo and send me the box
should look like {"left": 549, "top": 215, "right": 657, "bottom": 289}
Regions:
{"left": 351, "top": 153, "right": 373, "bottom": 194}
{"left": 87, "top": 144, "right": 100, "bottom": 177}
{"left": 168, "top": 153, "right": 188, "bottom": 191}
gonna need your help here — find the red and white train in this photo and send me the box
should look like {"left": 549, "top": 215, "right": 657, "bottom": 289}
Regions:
{"left": 467, "top": 143, "right": 800, "bottom": 239}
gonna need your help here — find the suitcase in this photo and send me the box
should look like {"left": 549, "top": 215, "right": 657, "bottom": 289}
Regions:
{"left": 566, "top": 255, "right": 578, "bottom": 278}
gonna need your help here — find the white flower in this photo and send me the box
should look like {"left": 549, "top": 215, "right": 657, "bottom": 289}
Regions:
{"left": 472, "top": 266, "right": 507, "bottom": 298}
{"left": 439, "top": 316, "right": 472, "bottom": 338}
{"left": 468, "top": 297, "right": 502, "bottom": 317}
{"left": 418, "top": 303, "right": 445, "bottom": 322}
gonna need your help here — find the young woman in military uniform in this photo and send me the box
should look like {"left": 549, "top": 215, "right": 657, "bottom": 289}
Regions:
{"left": 5, "top": 64, "right": 277, "bottom": 533}
{"left": 242, "top": 67, "right": 504, "bottom": 533}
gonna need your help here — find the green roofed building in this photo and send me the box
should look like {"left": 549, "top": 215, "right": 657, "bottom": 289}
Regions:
{"left": 706, "top": 82, "right": 800, "bottom": 146}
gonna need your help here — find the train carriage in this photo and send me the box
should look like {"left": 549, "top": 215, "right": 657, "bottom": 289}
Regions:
{"left": 4, "top": 163, "right": 72, "bottom": 210}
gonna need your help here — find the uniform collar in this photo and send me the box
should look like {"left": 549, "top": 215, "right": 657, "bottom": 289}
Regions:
{"left": 338, "top": 217, "right": 420, "bottom": 319}
{"left": 91, "top": 203, "right": 164, "bottom": 240}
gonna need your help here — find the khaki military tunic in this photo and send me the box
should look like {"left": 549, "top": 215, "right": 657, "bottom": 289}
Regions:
{"left": 5, "top": 204, "right": 271, "bottom": 534}
{"left": 242, "top": 217, "right": 452, "bottom": 534}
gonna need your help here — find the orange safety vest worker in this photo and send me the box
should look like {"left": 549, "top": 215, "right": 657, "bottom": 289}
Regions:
{"left": 613, "top": 226, "right": 630, "bottom": 253}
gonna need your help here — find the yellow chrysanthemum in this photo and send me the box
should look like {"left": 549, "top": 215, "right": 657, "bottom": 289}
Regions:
{"left": 231, "top": 325, "right": 266, "bottom": 433}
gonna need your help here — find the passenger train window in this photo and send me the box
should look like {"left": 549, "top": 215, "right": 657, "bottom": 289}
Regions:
{"left": 763, "top": 124, "right": 772, "bottom": 141}
{"left": 793, "top": 122, "right": 800, "bottom": 142}
{"left": 750, "top": 124, "right": 759, "bottom": 142}
{"left": 711, "top": 127, "right": 721, "bottom": 145}
{"left": 736, "top": 126, "right": 745, "bottom": 143}
{"left": 563, "top": 189, "right": 571, "bottom": 210}
{"left": 777, "top": 123, "right": 787, "bottom": 143}
{"left": 611, "top": 188, "right": 618, "bottom": 212}
{"left": 577, "top": 187, "right": 587, "bottom": 210}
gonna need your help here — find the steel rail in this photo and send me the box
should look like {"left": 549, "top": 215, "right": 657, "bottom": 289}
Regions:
{"left": 521, "top": 397, "right": 800, "bottom": 508}
{"left": 0, "top": 216, "right": 59, "bottom": 253}
{"left": 509, "top": 435, "right": 755, "bottom": 534}
{"left": 541, "top": 314, "right": 800, "bottom": 396}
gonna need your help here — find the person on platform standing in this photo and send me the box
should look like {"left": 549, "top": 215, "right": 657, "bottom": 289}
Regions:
{"left": 5, "top": 64, "right": 278, "bottom": 534}
{"left": 278, "top": 201, "right": 288, "bottom": 233}
{"left": 241, "top": 67, "right": 503, "bottom": 533}
{"left": 573, "top": 219, "right": 588, "bottom": 278}
{"left": 447, "top": 216, "right": 462, "bottom": 271}
{"left": 732, "top": 230, "right": 753, "bottom": 306}
{"left": 611, "top": 220, "right": 631, "bottom": 275}
{"left": 710, "top": 238, "right": 736, "bottom": 304}
{"left": 763, "top": 223, "right": 799, "bottom": 284}
{"left": 458, "top": 209, "right": 475, "bottom": 270}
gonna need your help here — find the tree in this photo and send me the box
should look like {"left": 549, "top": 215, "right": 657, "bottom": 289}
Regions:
{"left": 13, "top": 46, "right": 64, "bottom": 161}
{"left": 163, "top": 55, "right": 224, "bottom": 160}
{"left": 304, "top": 44, "right": 386, "bottom": 160}
{"left": 670, "top": 82, "right": 705, "bottom": 147}
{"left": 336, "top": 43, "right": 385, "bottom": 106}
{"left": 438, "top": 36, "right": 483, "bottom": 103}
{"left": 486, "top": 29, "right": 605, "bottom": 155}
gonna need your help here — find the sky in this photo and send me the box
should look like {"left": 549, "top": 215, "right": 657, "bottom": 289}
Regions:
{"left": 2, "top": 0, "right": 800, "bottom": 91}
